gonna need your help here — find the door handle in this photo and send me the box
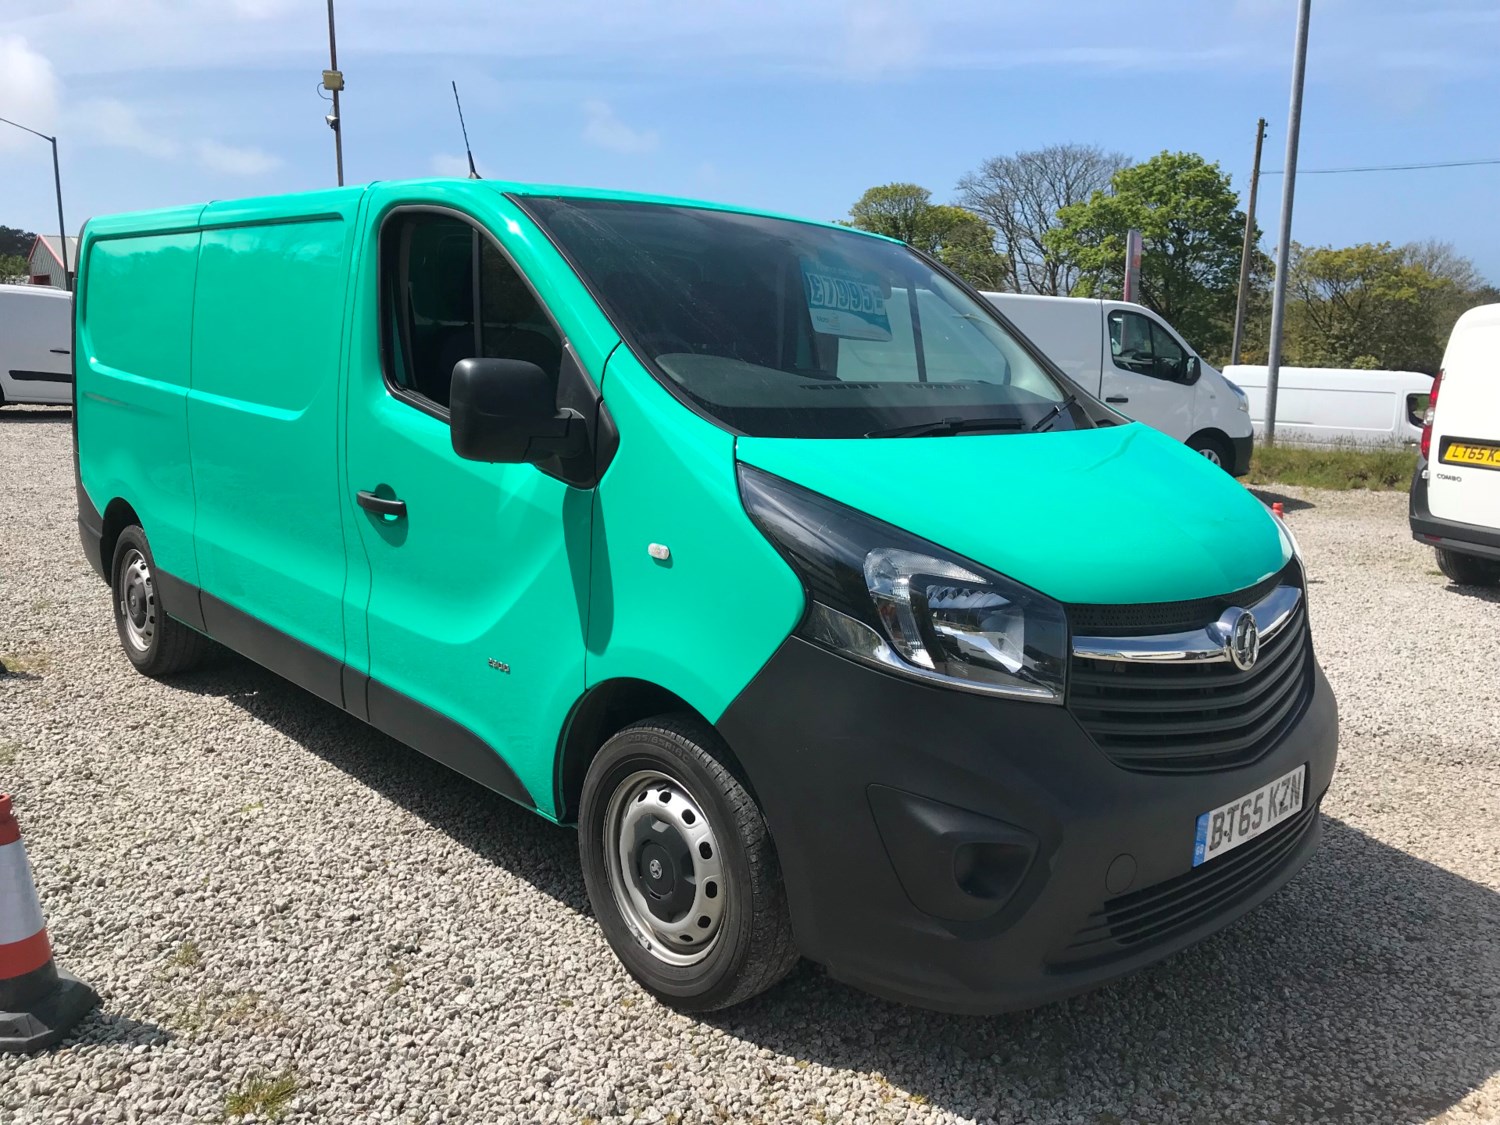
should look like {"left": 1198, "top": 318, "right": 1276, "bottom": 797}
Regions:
{"left": 357, "top": 490, "right": 407, "bottom": 519}
{"left": 1106, "top": 396, "right": 1130, "bottom": 404}
{"left": 49, "top": 348, "right": 70, "bottom": 355}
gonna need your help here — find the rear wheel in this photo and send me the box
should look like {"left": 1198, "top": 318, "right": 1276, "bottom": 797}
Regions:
{"left": 1436, "top": 547, "right": 1500, "bottom": 587}
{"left": 1187, "top": 432, "right": 1233, "bottom": 470}
{"left": 578, "top": 715, "right": 798, "bottom": 1011}
{"left": 111, "top": 526, "right": 215, "bottom": 676}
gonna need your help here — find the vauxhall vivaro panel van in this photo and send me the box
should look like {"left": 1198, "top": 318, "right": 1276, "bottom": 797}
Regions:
{"left": 982, "top": 292, "right": 1254, "bottom": 474}
{"left": 0, "top": 285, "right": 74, "bottom": 408}
{"left": 75, "top": 181, "right": 1338, "bottom": 1013}
{"left": 1226, "top": 364, "right": 1433, "bottom": 449}
{"left": 1411, "top": 303, "right": 1500, "bottom": 586}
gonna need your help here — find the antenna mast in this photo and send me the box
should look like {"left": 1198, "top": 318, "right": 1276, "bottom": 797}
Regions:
{"left": 452, "top": 81, "right": 480, "bottom": 179}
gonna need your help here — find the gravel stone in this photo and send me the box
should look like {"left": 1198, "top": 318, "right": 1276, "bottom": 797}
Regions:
{"left": 2, "top": 408, "right": 1499, "bottom": 1124}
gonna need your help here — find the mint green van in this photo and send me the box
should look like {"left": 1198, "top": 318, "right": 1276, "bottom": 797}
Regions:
{"left": 73, "top": 180, "right": 1337, "bottom": 1013}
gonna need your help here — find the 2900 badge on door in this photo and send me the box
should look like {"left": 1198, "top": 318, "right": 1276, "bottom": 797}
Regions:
{"left": 1192, "top": 764, "right": 1306, "bottom": 867}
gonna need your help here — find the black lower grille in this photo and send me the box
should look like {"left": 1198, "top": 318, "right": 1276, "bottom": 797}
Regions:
{"left": 1070, "top": 598, "right": 1313, "bottom": 773}
{"left": 1059, "top": 798, "right": 1320, "bottom": 965}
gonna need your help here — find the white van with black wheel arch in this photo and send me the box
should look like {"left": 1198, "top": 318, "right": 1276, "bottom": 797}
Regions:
{"left": 1410, "top": 303, "right": 1500, "bottom": 586}
{"left": 983, "top": 293, "right": 1254, "bottom": 474}
{"left": 0, "top": 286, "right": 73, "bottom": 407}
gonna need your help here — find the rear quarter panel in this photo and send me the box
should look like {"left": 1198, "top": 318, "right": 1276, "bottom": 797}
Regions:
{"left": 1429, "top": 317, "right": 1500, "bottom": 524}
{"left": 76, "top": 207, "right": 206, "bottom": 582}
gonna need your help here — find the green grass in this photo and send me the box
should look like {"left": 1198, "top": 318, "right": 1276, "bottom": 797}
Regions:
{"left": 223, "top": 1071, "right": 298, "bottom": 1121}
{"left": 0, "top": 652, "right": 51, "bottom": 674}
{"left": 167, "top": 941, "right": 203, "bottom": 969}
{"left": 1247, "top": 444, "right": 1418, "bottom": 491}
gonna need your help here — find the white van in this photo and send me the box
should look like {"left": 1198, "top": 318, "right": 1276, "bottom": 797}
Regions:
{"left": 1224, "top": 364, "right": 1432, "bottom": 448}
{"left": 0, "top": 285, "right": 73, "bottom": 407}
{"left": 984, "top": 293, "right": 1253, "bottom": 474}
{"left": 1410, "top": 303, "right": 1500, "bottom": 585}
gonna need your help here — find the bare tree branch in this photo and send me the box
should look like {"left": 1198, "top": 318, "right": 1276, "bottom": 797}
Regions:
{"left": 955, "top": 144, "right": 1129, "bottom": 295}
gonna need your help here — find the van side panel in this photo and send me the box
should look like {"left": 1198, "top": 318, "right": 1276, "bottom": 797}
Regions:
{"left": 983, "top": 294, "right": 1106, "bottom": 396}
{"left": 187, "top": 208, "right": 356, "bottom": 667}
{"left": 587, "top": 351, "right": 805, "bottom": 720}
{"left": 76, "top": 224, "right": 205, "bottom": 585}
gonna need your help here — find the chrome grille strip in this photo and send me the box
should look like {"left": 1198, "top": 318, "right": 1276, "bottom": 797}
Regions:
{"left": 1071, "top": 584, "right": 1302, "bottom": 665}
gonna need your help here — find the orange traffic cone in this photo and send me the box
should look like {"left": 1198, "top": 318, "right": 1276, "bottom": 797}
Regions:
{"left": 1, "top": 795, "right": 98, "bottom": 1052}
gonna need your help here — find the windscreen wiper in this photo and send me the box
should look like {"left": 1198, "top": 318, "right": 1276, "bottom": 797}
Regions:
{"left": 865, "top": 415, "right": 1025, "bottom": 438}
{"left": 1028, "top": 394, "right": 1079, "bottom": 433}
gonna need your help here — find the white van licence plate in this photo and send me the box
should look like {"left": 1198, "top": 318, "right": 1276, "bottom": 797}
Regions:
{"left": 1192, "top": 765, "right": 1306, "bottom": 867}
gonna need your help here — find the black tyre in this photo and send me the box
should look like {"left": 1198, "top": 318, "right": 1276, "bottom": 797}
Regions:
{"left": 578, "top": 715, "right": 799, "bottom": 1011}
{"left": 110, "top": 526, "right": 214, "bottom": 676}
{"left": 1187, "top": 431, "right": 1234, "bottom": 471}
{"left": 1436, "top": 547, "right": 1500, "bottom": 587}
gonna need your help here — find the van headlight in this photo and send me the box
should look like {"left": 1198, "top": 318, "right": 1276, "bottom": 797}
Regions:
{"left": 1228, "top": 380, "right": 1250, "bottom": 413}
{"left": 739, "top": 465, "right": 1068, "bottom": 703}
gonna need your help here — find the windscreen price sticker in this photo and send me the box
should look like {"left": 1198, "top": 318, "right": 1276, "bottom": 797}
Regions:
{"left": 801, "top": 259, "right": 892, "bottom": 342}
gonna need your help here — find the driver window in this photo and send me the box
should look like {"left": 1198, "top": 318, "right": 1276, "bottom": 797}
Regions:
{"left": 381, "top": 212, "right": 561, "bottom": 413}
{"left": 1109, "top": 310, "right": 1185, "bottom": 382}
{"left": 1149, "top": 320, "right": 1187, "bottom": 381}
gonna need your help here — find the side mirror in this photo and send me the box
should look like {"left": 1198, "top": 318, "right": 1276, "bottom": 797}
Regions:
{"left": 1183, "top": 355, "right": 1202, "bottom": 385}
{"left": 449, "top": 358, "right": 584, "bottom": 464}
{"left": 1406, "top": 393, "right": 1429, "bottom": 430}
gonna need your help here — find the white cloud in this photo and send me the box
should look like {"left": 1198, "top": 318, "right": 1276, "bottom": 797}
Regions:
{"left": 841, "top": 0, "right": 927, "bottom": 79}
{"left": 71, "top": 99, "right": 180, "bottom": 158}
{"left": 197, "top": 140, "right": 281, "bottom": 176}
{"left": 0, "top": 35, "right": 60, "bottom": 151}
{"left": 581, "top": 99, "right": 659, "bottom": 155}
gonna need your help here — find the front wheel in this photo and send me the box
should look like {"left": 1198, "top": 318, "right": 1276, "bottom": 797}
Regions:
{"left": 1436, "top": 547, "right": 1500, "bottom": 587}
{"left": 1187, "top": 432, "right": 1234, "bottom": 470}
{"left": 578, "top": 716, "right": 798, "bottom": 1011}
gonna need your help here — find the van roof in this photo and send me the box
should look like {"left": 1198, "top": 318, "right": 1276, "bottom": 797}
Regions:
{"left": 1451, "top": 302, "right": 1500, "bottom": 332}
{"left": 82, "top": 178, "right": 899, "bottom": 244}
{"left": 981, "top": 293, "right": 1101, "bottom": 308}
{"left": 0, "top": 284, "right": 71, "bottom": 302}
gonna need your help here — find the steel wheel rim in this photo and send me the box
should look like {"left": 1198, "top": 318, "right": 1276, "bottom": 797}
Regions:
{"left": 1199, "top": 446, "right": 1223, "bottom": 465}
{"left": 603, "top": 768, "right": 726, "bottom": 967}
{"left": 118, "top": 548, "right": 156, "bottom": 653}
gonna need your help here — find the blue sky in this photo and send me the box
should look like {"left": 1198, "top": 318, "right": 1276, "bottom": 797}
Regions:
{"left": 4, "top": 0, "right": 1498, "bottom": 279}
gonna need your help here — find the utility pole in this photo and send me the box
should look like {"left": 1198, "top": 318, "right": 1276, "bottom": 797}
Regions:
{"left": 1230, "top": 117, "right": 1267, "bottom": 367}
{"left": 0, "top": 116, "right": 69, "bottom": 289}
{"left": 1264, "top": 0, "right": 1312, "bottom": 445}
{"left": 323, "top": 0, "right": 345, "bottom": 186}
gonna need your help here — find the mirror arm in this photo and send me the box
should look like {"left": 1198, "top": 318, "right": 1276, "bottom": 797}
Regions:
{"left": 526, "top": 409, "right": 590, "bottom": 462}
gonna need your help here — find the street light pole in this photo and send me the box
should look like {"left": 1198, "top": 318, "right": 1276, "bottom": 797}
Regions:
{"left": 0, "top": 116, "right": 70, "bottom": 289}
{"left": 1230, "top": 117, "right": 1267, "bottom": 367}
{"left": 326, "top": 0, "right": 345, "bottom": 186}
{"left": 1264, "top": 0, "right": 1312, "bottom": 446}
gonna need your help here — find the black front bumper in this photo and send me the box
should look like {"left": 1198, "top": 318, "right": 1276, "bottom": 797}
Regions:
{"left": 1410, "top": 463, "right": 1500, "bottom": 561}
{"left": 1229, "top": 433, "right": 1254, "bottom": 477}
{"left": 717, "top": 637, "right": 1338, "bottom": 1014}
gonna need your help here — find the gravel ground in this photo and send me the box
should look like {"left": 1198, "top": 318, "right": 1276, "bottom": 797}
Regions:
{"left": 2, "top": 406, "right": 1499, "bottom": 1125}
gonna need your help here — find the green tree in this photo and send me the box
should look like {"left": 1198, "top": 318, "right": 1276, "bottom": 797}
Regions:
{"left": 1282, "top": 241, "right": 1486, "bottom": 374}
{"left": 0, "top": 254, "right": 27, "bottom": 280}
{"left": 1047, "top": 151, "right": 1251, "bottom": 358}
{"left": 0, "top": 226, "right": 35, "bottom": 259}
{"left": 847, "top": 183, "right": 1009, "bottom": 290}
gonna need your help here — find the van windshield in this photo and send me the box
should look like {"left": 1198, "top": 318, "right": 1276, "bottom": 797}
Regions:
{"left": 523, "top": 197, "right": 1092, "bottom": 439}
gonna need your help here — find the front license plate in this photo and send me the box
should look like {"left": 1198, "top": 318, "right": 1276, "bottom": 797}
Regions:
{"left": 1441, "top": 440, "right": 1500, "bottom": 470}
{"left": 1192, "top": 764, "right": 1306, "bottom": 867}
